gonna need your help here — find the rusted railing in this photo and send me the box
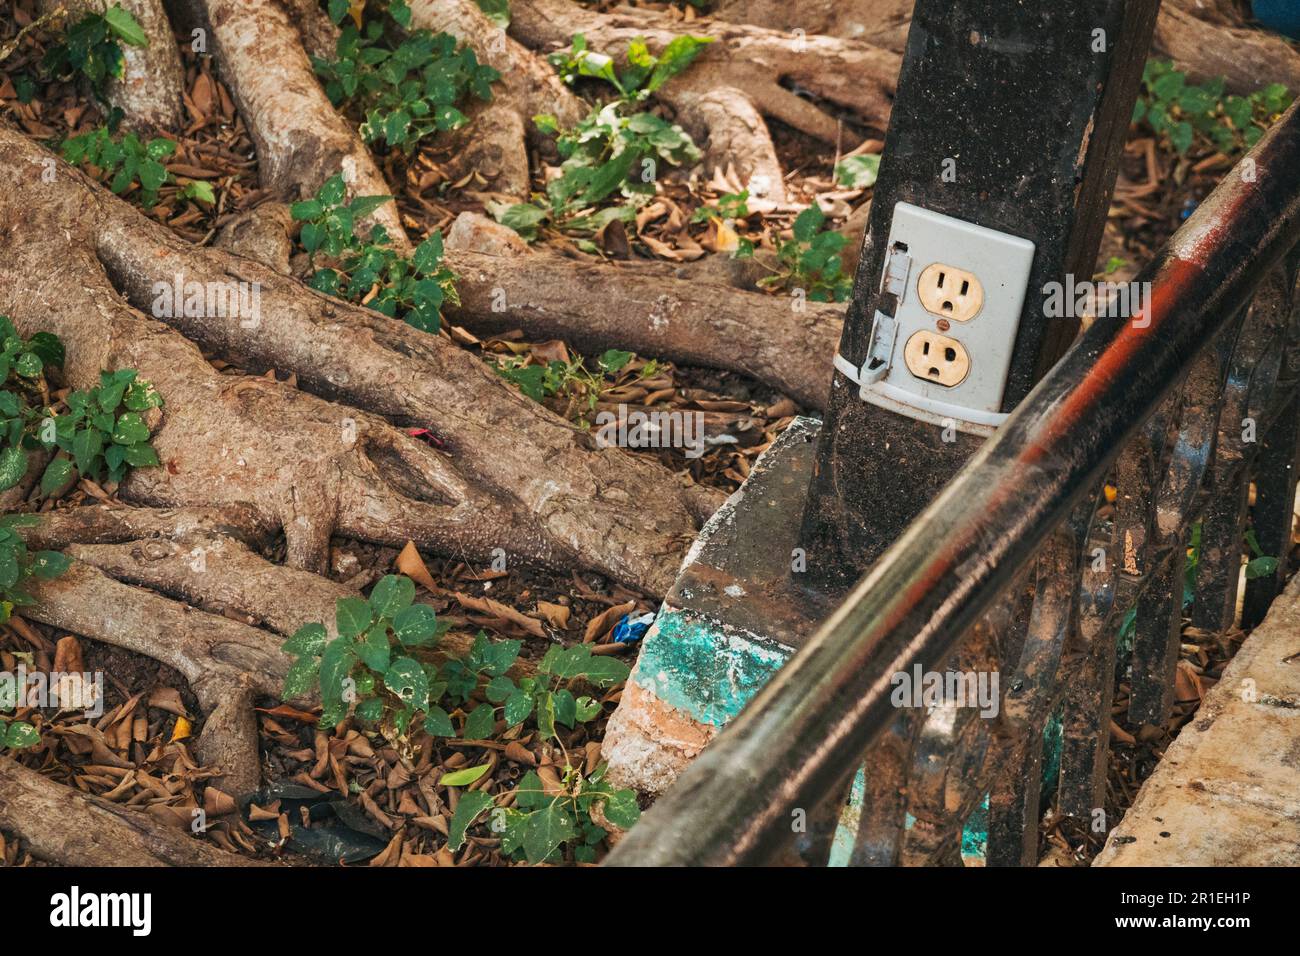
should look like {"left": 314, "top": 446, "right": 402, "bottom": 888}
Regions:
{"left": 606, "top": 100, "right": 1300, "bottom": 866}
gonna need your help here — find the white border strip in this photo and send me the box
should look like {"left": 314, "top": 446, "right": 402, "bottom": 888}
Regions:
{"left": 833, "top": 354, "right": 1007, "bottom": 438}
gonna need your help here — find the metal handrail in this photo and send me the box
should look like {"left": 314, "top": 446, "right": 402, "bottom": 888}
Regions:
{"left": 607, "top": 100, "right": 1300, "bottom": 866}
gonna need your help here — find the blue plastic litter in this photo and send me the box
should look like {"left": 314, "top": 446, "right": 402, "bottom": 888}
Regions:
{"left": 612, "top": 611, "right": 655, "bottom": 644}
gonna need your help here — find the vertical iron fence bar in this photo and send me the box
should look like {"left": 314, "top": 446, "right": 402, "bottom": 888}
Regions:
{"left": 848, "top": 711, "right": 922, "bottom": 866}
{"left": 1127, "top": 540, "right": 1187, "bottom": 726}
{"left": 986, "top": 740, "right": 1044, "bottom": 866}
{"left": 1127, "top": 335, "right": 1236, "bottom": 723}
{"left": 1056, "top": 406, "right": 1173, "bottom": 815}
{"left": 984, "top": 528, "right": 1079, "bottom": 864}
{"left": 1191, "top": 471, "right": 1252, "bottom": 633}
{"left": 1056, "top": 500, "right": 1121, "bottom": 819}
{"left": 1242, "top": 392, "right": 1300, "bottom": 628}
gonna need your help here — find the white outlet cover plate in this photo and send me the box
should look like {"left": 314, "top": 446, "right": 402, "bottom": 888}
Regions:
{"left": 862, "top": 202, "right": 1036, "bottom": 427}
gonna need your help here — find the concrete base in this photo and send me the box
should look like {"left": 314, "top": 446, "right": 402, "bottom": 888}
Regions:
{"left": 604, "top": 416, "right": 832, "bottom": 794}
{"left": 1095, "top": 572, "right": 1300, "bottom": 866}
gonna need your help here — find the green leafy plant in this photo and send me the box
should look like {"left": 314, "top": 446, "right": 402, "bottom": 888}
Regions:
{"left": 0, "top": 513, "right": 69, "bottom": 628}
{"left": 281, "top": 573, "right": 452, "bottom": 732}
{"left": 62, "top": 127, "right": 212, "bottom": 208}
{"left": 758, "top": 204, "right": 851, "bottom": 302}
{"left": 835, "top": 153, "right": 880, "bottom": 189}
{"left": 495, "top": 347, "right": 633, "bottom": 423}
{"left": 279, "top": 573, "right": 640, "bottom": 863}
{"left": 447, "top": 758, "right": 639, "bottom": 865}
{"left": 437, "top": 639, "right": 638, "bottom": 863}
{"left": 38, "top": 369, "right": 163, "bottom": 493}
{"left": 1244, "top": 529, "right": 1279, "bottom": 581}
{"left": 1133, "top": 60, "right": 1293, "bottom": 156}
{"left": 1, "top": 316, "right": 64, "bottom": 493}
{"left": 492, "top": 33, "right": 711, "bottom": 241}
{"left": 3, "top": 322, "right": 161, "bottom": 497}
{"left": 291, "top": 175, "right": 458, "bottom": 333}
{"left": 42, "top": 3, "right": 147, "bottom": 102}
{"left": 314, "top": 4, "right": 498, "bottom": 154}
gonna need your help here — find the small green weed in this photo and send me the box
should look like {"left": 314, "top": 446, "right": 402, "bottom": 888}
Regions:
{"left": 291, "top": 174, "right": 457, "bottom": 333}
{"left": 62, "top": 127, "right": 215, "bottom": 208}
{"left": 279, "top": 573, "right": 640, "bottom": 863}
{"left": 758, "top": 204, "right": 851, "bottom": 303}
{"left": 491, "top": 33, "right": 711, "bottom": 242}
{"left": 1133, "top": 60, "right": 1293, "bottom": 156}
{"left": 314, "top": 1, "right": 498, "bottom": 154}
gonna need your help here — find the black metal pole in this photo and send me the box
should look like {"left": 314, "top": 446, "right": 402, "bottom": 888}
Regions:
{"left": 606, "top": 103, "right": 1300, "bottom": 866}
{"left": 800, "top": 0, "right": 1160, "bottom": 592}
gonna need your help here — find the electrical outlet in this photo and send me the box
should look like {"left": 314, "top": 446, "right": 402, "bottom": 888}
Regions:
{"left": 903, "top": 330, "right": 970, "bottom": 386}
{"left": 847, "top": 202, "right": 1036, "bottom": 431}
{"left": 916, "top": 263, "right": 983, "bottom": 322}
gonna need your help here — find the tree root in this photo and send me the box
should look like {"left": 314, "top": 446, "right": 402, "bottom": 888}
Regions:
{"left": 62, "top": 524, "right": 537, "bottom": 671}
{"left": 710, "top": 0, "right": 1300, "bottom": 97}
{"left": 0, "top": 756, "right": 264, "bottom": 865}
{"left": 2, "top": 127, "right": 706, "bottom": 595}
{"left": 672, "top": 86, "right": 788, "bottom": 204}
{"left": 21, "top": 504, "right": 274, "bottom": 551}
{"left": 1153, "top": 2, "right": 1300, "bottom": 95}
{"left": 25, "top": 561, "right": 290, "bottom": 798}
{"left": 199, "top": 0, "right": 410, "bottom": 248}
{"left": 508, "top": 0, "right": 899, "bottom": 165}
{"left": 442, "top": 213, "right": 841, "bottom": 410}
{"left": 41, "top": 0, "right": 186, "bottom": 131}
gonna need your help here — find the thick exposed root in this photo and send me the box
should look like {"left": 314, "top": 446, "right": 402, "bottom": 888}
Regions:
{"left": 509, "top": 0, "right": 899, "bottom": 153}
{"left": 709, "top": 0, "right": 909, "bottom": 49}
{"left": 712, "top": 0, "right": 1300, "bottom": 97}
{"left": 63, "top": 525, "right": 536, "bottom": 668}
{"left": 22, "top": 504, "right": 273, "bottom": 550}
{"left": 0, "top": 756, "right": 264, "bottom": 865}
{"left": 1153, "top": 3, "right": 1300, "bottom": 95}
{"left": 41, "top": 0, "right": 187, "bottom": 131}
{"left": 25, "top": 561, "right": 290, "bottom": 797}
{"left": 199, "top": 0, "right": 409, "bottom": 248}
{"left": 442, "top": 214, "right": 842, "bottom": 410}
{"left": 280, "top": 0, "right": 341, "bottom": 61}
{"left": 1, "top": 127, "right": 702, "bottom": 595}
{"left": 672, "top": 86, "right": 787, "bottom": 203}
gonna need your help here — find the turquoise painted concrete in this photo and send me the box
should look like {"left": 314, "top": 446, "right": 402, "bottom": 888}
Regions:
{"left": 631, "top": 605, "right": 791, "bottom": 727}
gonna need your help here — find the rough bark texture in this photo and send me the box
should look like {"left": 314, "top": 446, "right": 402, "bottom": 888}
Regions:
{"left": 64, "top": 527, "right": 536, "bottom": 674}
{"left": 200, "top": 0, "right": 410, "bottom": 248}
{"left": 42, "top": 0, "right": 187, "bottom": 131}
{"left": 711, "top": 0, "right": 1300, "bottom": 95}
{"left": 1154, "top": 3, "right": 1300, "bottom": 94}
{"left": 22, "top": 504, "right": 274, "bottom": 550}
{"left": 26, "top": 562, "right": 290, "bottom": 797}
{"left": 672, "top": 86, "right": 788, "bottom": 203}
{"left": 443, "top": 214, "right": 842, "bottom": 411}
{"left": 509, "top": 0, "right": 900, "bottom": 145}
{"left": 280, "top": 0, "right": 341, "bottom": 61}
{"left": 0, "top": 757, "right": 264, "bottom": 865}
{"left": 1, "top": 127, "right": 705, "bottom": 595}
